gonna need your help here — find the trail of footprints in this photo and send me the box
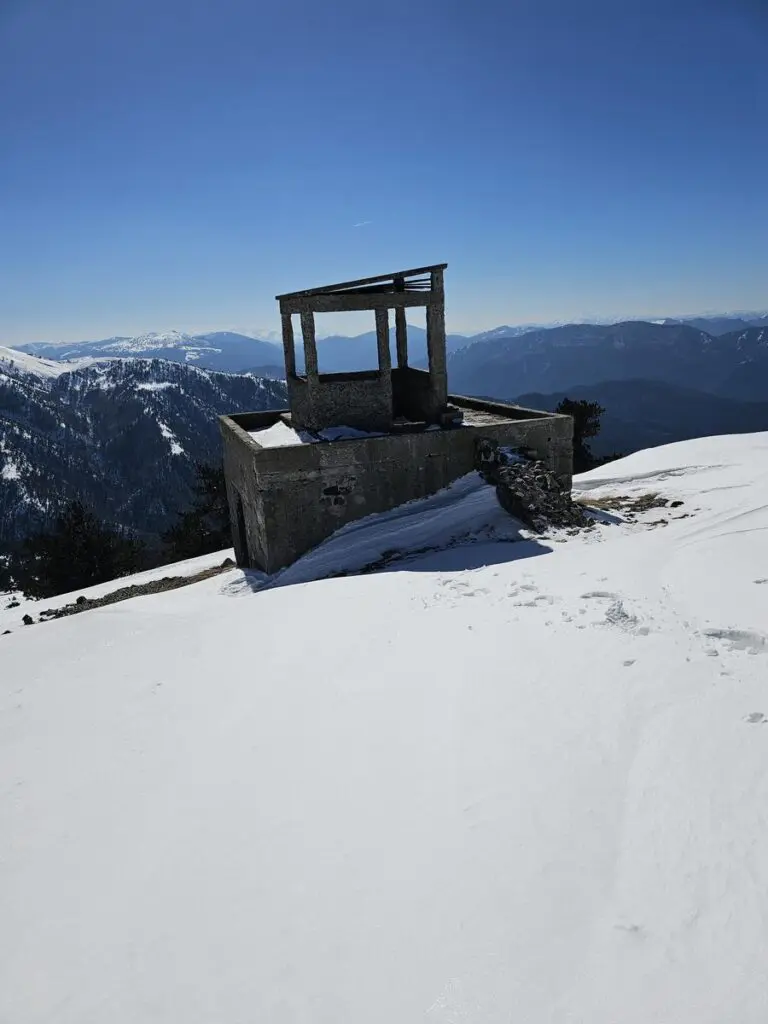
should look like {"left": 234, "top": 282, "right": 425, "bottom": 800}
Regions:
{"left": 436, "top": 569, "right": 768, "bottom": 728}
{"left": 433, "top": 574, "right": 768, "bottom": 663}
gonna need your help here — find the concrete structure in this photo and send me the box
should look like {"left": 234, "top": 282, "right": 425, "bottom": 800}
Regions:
{"left": 220, "top": 264, "right": 573, "bottom": 574}
{"left": 276, "top": 264, "right": 454, "bottom": 433}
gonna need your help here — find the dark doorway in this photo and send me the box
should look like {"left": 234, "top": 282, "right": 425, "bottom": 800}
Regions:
{"left": 234, "top": 491, "right": 249, "bottom": 567}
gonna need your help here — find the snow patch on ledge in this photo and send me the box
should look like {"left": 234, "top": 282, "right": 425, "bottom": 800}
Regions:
{"left": 249, "top": 420, "right": 386, "bottom": 448}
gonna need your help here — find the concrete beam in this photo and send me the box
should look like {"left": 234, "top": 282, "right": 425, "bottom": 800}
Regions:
{"left": 275, "top": 263, "right": 448, "bottom": 299}
{"left": 280, "top": 291, "right": 434, "bottom": 315}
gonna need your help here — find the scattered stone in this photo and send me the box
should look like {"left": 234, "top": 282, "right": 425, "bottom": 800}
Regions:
{"left": 6, "top": 599, "right": 20, "bottom": 609}
{"left": 2, "top": 629, "right": 11, "bottom": 635}
{"left": 36, "top": 563, "right": 236, "bottom": 622}
{"left": 669, "top": 500, "right": 684, "bottom": 508}
{"left": 22, "top": 614, "right": 34, "bottom": 625}
{"left": 474, "top": 438, "right": 593, "bottom": 533}
{"left": 221, "top": 557, "right": 235, "bottom": 567}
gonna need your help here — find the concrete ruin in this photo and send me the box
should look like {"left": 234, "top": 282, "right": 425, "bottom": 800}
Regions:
{"left": 220, "top": 264, "right": 573, "bottom": 573}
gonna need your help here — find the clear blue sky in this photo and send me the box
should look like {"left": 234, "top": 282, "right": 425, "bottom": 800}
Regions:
{"left": 1, "top": 0, "right": 767, "bottom": 343}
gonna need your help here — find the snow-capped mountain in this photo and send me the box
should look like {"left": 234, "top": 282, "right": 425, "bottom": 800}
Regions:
{"left": 14, "top": 313, "right": 768, "bottom": 377}
{"left": 2, "top": 432, "right": 768, "bottom": 1021}
{"left": 0, "top": 348, "right": 287, "bottom": 548}
{"left": 14, "top": 331, "right": 284, "bottom": 374}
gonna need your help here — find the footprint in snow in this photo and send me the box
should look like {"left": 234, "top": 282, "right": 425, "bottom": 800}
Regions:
{"left": 702, "top": 628, "right": 768, "bottom": 656}
{"left": 579, "top": 591, "right": 650, "bottom": 635}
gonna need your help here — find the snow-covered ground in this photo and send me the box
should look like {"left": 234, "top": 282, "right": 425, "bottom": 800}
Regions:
{"left": 0, "top": 344, "right": 108, "bottom": 378}
{"left": 3, "top": 433, "right": 768, "bottom": 1022}
{"left": 0, "top": 549, "right": 234, "bottom": 632}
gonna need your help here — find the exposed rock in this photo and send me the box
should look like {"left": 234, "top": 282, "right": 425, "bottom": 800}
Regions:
{"left": 474, "top": 438, "right": 592, "bottom": 533}
{"left": 36, "top": 564, "right": 235, "bottom": 622}
{"left": 22, "top": 614, "right": 34, "bottom": 625}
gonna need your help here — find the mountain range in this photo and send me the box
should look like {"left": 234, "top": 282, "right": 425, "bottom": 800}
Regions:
{"left": 11, "top": 313, "right": 768, "bottom": 376}
{"left": 447, "top": 322, "right": 768, "bottom": 402}
{"left": 5, "top": 313, "right": 768, "bottom": 553}
{"left": 13, "top": 326, "right": 474, "bottom": 376}
{"left": 13, "top": 330, "right": 283, "bottom": 375}
{"left": 516, "top": 379, "right": 768, "bottom": 458}
{"left": 0, "top": 348, "right": 286, "bottom": 549}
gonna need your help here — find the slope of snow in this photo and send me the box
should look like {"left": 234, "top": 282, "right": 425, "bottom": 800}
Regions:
{"left": 0, "top": 549, "right": 235, "bottom": 631}
{"left": 0, "top": 345, "right": 116, "bottom": 380}
{"left": 3, "top": 434, "right": 768, "bottom": 1022}
{"left": 99, "top": 330, "right": 205, "bottom": 353}
{"left": 0, "top": 345, "right": 78, "bottom": 379}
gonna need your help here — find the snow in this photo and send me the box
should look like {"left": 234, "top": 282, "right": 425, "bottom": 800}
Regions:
{"left": 136, "top": 381, "right": 176, "bottom": 392}
{"left": 3, "top": 433, "right": 768, "bottom": 1022}
{"left": 0, "top": 549, "right": 234, "bottom": 632}
{"left": 1, "top": 459, "right": 19, "bottom": 481}
{"left": 250, "top": 420, "right": 387, "bottom": 447}
{"left": 101, "top": 330, "right": 193, "bottom": 353}
{"left": 0, "top": 346, "right": 115, "bottom": 380}
{"left": 157, "top": 419, "right": 184, "bottom": 455}
{"left": 248, "top": 418, "right": 302, "bottom": 446}
{"left": 0, "top": 345, "right": 76, "bottom": 379}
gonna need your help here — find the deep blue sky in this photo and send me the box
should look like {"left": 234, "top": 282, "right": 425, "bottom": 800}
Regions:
{"left": 1, "top": 0, "right": 767, "bottom": 343}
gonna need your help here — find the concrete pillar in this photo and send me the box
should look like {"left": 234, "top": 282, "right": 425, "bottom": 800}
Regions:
{"left": 300, "top": 311, "right": 319, "bottom": 381}
{"left": 395, "top": 308, "right": 408, "bottom": 367}
{"left": 426, "top": 268, "right": 448, "bottom": 408}
{"left": 375, "top": 308, "right": 391, "bottom": 373}
{"left": 394, "top": 277, "right": 408, "bottom": 368}
{"left": 281, "top": 313, "right": 295, "bottom": 377}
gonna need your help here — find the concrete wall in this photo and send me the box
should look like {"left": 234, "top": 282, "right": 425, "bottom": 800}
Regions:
{"left": 392, "top": 366, "right": 442, "bottom": 422}
{"left": 288, "top": 371, "right": 393, "bottom": 432}
{"left": 220, "top": 396, "right": 573, "bottom": 574}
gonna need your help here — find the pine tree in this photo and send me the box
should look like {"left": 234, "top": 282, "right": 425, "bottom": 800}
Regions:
{"left": 10, "top": 500, "right": 145, "bottom": 599}
{"left": 162, "top": 462, "right": 231, "bottom": 560}
{"left": 555, "top": 398, "right": 606, "bottom": 473}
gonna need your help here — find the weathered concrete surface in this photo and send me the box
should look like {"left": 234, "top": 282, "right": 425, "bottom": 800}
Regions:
{"left": 288, "top": 371, "right": 393, "bottom": 433}
{"left": 278, "top": 265, "right": 449, "bottom": 433}
{"left": 220, "top": 396, "right": 573, "bottom": 574}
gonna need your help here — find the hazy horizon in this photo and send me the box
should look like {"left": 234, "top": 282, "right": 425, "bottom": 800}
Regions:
{"left": 5, "top": 307, "right": 768, "bottom": 350}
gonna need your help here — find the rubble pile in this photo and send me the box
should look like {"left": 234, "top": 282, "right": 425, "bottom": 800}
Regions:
{"left": 474, "top": 438, "right": 592, "bottom": 533}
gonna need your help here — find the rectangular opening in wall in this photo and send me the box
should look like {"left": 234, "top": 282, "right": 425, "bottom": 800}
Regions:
{"left": 234, "top": 490, "right": 249, "bottom": 567}
{"left": 292, "top": 309, "right": 431, "bottom": 374}
{"left": 395, "top": 307, "right": 426, "bottom": 368}
{"left": 292, "top": 312, "right": 378, "bottom": 374}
